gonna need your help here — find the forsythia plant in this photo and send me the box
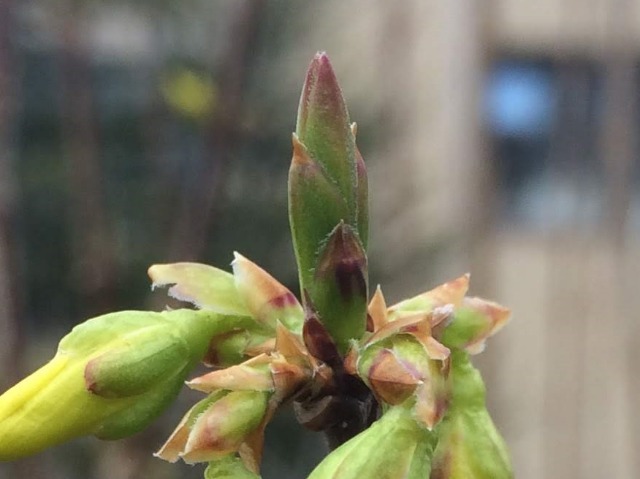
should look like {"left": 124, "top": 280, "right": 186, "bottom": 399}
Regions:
{"left": 0, "top": 53, "right": 513, "bottom": 478}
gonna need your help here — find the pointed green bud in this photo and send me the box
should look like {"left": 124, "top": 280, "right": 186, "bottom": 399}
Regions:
{"left": 430, "top": 351, "right": 513, "bottom": 479}
{"left": 289, "top": 134, "right": 351, "bottom": 290}
{"left": 289, "top": 53, "right": 369, "bottom": 352}
{"left": 155, "top": 390, "right": 269, "bottom": 464}
{"left": 0, "top": 309, "right": 236, "bottom": 460}
{"left": 308, "top": 406, "right": 435, "bottom": 479}
{"left": 295, "top": 52, "right": 357, "bottom": 216}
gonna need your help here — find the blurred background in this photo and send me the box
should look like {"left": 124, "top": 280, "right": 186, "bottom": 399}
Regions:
{"left": 0, "top": 1, "right": 638, "bottom": 478}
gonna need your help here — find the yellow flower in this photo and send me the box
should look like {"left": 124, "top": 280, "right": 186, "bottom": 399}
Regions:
{"left": 0, "top": 309, "right": 237, "bottom": 461}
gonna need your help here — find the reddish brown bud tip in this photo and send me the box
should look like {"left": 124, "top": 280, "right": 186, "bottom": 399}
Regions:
{"left": 302, "top": 292, "right": 342, "bottom": 369}
{"left": 296, "top": 52, "right": 349, "bottom": 144}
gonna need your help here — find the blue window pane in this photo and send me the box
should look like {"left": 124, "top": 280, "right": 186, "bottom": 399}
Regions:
{"left": 486, "top": 62, "right": 556, "bottom": 138}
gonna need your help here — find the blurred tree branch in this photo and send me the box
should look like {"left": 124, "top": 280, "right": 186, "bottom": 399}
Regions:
{"left": 167, "top": 0, "right": 265, "bottom": 261}
{"left": 0, "top": 4, "right": 40, "bottom": 479}
{"left": 58, "top": 2, "right": 117, "bottom": 316}
{"left": 0, "top": 0, "right": 23, "bottom": 389}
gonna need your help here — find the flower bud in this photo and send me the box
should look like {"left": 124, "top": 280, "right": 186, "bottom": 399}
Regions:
{"left": 308, "top": 406, "right": 435, "bottom": 479}
{"left": 0, "top": 309, "right": 231, "bottom": 460}
{"left": 155, "top": 390, "right": 269, "bottom": 464}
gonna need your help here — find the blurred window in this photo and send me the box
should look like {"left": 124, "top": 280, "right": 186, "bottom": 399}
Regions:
{"left": 484, "top": 58, "right": 629, "bottom": 231}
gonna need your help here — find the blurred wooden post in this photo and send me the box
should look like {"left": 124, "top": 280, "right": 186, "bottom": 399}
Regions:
{"left": 599, "top": 0, "right": 637, "bottom": 475}
{"left": 601, "top": 1, "right": 635, "bottom": 246}
{"left": 543, "top": 59, "right": 592, "bottom": 479}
